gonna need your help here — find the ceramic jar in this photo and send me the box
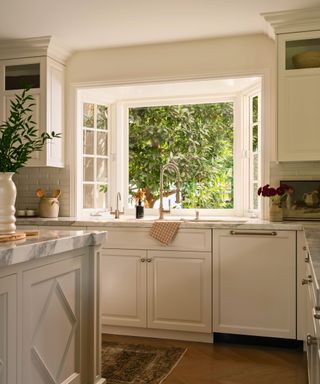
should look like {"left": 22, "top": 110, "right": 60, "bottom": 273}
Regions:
{"left": 0, "top": 172, "right": 17, "bottom": 234}
{"left": 269, "top": 202, "right": 283, "bottom": 222}
{"left": 39, "top": 197, "right": 59, "bottom": 218}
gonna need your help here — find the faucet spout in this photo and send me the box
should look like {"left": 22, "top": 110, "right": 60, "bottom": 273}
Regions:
{"left": 159, "top": 161, "right": 181, "bottom": 220}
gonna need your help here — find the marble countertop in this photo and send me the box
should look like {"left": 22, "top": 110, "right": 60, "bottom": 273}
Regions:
{"left": 0, "top": 230, "right": 107, "bottom": 268}
{"left": 16, "top": 216, "right": 306, "bottom": 230}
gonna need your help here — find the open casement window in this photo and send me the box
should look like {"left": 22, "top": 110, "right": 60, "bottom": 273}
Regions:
{"left": 247, "top": 91, "right": 261, "bottom": 214}
{"left": 80, "top": 101, "right": 109, "bottom": 214}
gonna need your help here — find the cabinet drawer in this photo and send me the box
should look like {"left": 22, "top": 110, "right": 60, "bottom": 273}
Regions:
{"left": 88, "top": 227, "right": 211, "bottom": 251}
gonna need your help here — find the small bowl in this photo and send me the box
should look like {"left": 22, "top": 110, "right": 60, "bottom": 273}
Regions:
{"left": 16, "top": 210, "right": 26, "bottom": 217}
{"left": 292, "top": 51, "right": 320, "bottom": 69}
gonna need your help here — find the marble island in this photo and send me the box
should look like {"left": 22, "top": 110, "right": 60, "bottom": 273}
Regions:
{"left": 0, "top": 230, "right": 107, "bottom": 384}
{"left": 0, "top": 229, "right": 107, "bottom": 267}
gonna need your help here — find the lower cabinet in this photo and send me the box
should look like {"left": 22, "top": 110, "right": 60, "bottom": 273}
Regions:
{"left": 0, "top": 274, "right": 17, "bottom": 384}
{"left": 101, "top": 249, "right": 212, "bottom": 333}
{"left": 214, "top": 229, "right": 296, "bottom": 339}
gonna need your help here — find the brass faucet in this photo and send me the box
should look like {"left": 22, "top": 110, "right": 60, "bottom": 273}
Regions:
{"left": 159, "top": 161, "right": 181, "bottom": 220}
{"left": 110, "top": 192, "right": 124, "bottom": 219}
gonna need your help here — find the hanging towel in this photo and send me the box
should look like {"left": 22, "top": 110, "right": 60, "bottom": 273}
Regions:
{"left": 149, "top": 221, "right": 181, "bottom": 245}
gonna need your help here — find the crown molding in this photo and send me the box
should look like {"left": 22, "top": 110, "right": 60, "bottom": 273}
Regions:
{"left": 0, "top": 36, "right": 73, "bottom": 63}
{"left": 262, "top": 7, "right": 320, "bottom": 34}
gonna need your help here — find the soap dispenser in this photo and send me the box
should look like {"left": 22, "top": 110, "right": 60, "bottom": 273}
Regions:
{"left": 135, "top": 199, "right": 144, "bottom": 219}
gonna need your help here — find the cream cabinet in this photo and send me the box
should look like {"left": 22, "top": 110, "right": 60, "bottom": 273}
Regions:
{"left": 0, "top": 37, "right": 67, "bottom": 167}
{"left": 214, "top": 229, "right": 296, "bottom": 339}
{"left": 0, "top": 274, "right": 17, "bottom": 384}
{"left": 302, "top": 243, "right": 320, "bottom": 383}
{"left": 147, "top": 250, "right": 211, "bottom": 333}
{"left": 101, "top": 249, "right": 147, "bottom": 328}
{"left": 97, "top": 227, "right": 212, "bottom": 334}
{"left": 277, "top": 30, "right": 320, "bottom": 161}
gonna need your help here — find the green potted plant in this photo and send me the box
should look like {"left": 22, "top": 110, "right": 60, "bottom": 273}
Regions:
{"left": 0, "top": 88, "right": 61, "bottom": 234}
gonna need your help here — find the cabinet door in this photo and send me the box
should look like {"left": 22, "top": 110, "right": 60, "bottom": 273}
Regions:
{"left": 214, "top": 230, "right": 296, "bottom": 338}
{"left": 147, "top": 250, "right": 212, "bottom": 333}
{"left": 278, "top": 72, "right": 320, "bottom": 161}
{"left": 101, "top": 249, "right": 147, "bottom": 327}
{"left": 22, "top": 255, "right": 84, "bottom": 384}
{"left": 46, "top": 58, "right": 64, "bottom": 167}
{"left": 0, "top": 274, "right": 17, "bottom": 384}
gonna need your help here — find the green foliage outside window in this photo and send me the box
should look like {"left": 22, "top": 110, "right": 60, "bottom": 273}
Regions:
{"left": 129, "top": 103, "right": 234, "bottom": 209}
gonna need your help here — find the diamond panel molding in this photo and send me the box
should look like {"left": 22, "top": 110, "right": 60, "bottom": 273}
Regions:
{"left": 31, "top": 278, "right": 78, "bottom": 384}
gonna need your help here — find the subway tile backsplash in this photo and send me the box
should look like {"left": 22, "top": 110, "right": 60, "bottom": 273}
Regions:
{"left": 270, "top": 161, "right": 320, "bottom": 185}
{"left": 13, "top": 167, "right": 70, "bottom": 217}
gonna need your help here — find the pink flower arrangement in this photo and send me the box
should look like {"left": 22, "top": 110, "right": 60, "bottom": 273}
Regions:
{"left": 257, "top": 184, "right": 292, "bottom": 206}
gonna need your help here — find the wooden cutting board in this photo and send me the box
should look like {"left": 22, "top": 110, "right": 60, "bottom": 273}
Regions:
{"left": 0, "top": 230, "right": 39, "bottom": 243}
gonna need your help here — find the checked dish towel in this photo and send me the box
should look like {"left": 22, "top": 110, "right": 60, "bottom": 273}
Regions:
{"left": 149, "top": 221, "right": 181, "bottom": 245}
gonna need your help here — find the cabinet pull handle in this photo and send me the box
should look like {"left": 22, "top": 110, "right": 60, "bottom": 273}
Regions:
{"left": 230, "top": 230, "right": 277, "bottom": 236}
{"left": 146, "top": 258, "right": 152, "bottom": 263}
{"left": 141, "top": 258, "right": 146, "bottom": 262}
{"left": 302, "top": 275, "right": 313, "bottom": 285}
{"left": 307, "top": 334, "right": 318, "bottom": 346}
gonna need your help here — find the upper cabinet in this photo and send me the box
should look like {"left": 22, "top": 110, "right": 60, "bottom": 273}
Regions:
{"left": 0, "top": 37, "right": 71, "bottom": 167}
{"left": 263, "top": 7, "right": 320, "bottom": 161}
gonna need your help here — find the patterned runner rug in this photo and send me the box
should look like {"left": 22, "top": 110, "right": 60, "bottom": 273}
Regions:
{"left": 101, "top": 341, "right": 187, "bottom": 384}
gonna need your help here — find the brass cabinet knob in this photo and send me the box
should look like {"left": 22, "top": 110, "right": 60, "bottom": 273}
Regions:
{"left": 302, "top": 275, "right": 312, "bottom": 285}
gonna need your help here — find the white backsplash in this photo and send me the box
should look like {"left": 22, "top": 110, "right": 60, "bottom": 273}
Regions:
{"left": 270, "top": 161, "right": 320, "bottom": 186}
{"left": 13, "top": 167, "right": 70, "bottom": 217}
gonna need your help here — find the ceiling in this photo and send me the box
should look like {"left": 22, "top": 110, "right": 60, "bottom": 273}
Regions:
{"left": 0, "top": 0, "right": 318, "bottom": 51}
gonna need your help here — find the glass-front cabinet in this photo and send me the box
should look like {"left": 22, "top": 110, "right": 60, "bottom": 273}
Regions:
{"left": 0, "top": 38, "right": 67, "bottom": 167}
{"left": 277, "top": 30, "right": 320, "bottom": 161}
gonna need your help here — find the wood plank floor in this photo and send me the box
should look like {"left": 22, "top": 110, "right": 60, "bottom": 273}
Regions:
{"left": 102, "top": 334, "right": 308, "bottom": 384}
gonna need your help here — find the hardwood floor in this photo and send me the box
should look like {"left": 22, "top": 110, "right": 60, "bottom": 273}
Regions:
{"left": 102, "top": 334, "right": 307, "bottom": 384}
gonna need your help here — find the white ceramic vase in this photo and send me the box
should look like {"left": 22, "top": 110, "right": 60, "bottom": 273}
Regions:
{"left": 269, "top": 201, "right": 283, "bottom": 222}
{"left": 0, "top": 172, "right": 17, "bottom": 234}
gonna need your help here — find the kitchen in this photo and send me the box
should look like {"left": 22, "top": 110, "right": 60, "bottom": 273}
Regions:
{"left": 1, "top": 1, "right": 320, "bottom": 383}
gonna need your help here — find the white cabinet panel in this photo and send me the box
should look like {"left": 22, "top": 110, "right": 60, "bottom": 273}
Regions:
{"left": 214, "top": 230, "right": 296, "bottom": 338}
{"left": 278, "top": 73, "right": 320, "bottom": 161}
{"left": 90, "top": 227, "right": 211, "bottom": 251}
{"left": 0, "top": 274, "right": 17, "bottom": 384}
{"left": 101, "top": 249, "right": 147, "bottom": 327}
{"left": 22, "top": 257, "right": 83, "bottom": 384}
{"left": 147, "top": 250, "right": 212, "bottom": 333}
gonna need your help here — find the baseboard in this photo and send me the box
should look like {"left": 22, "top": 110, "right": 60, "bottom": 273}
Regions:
{"left": 102, "top": 325, "right": 213, "bottom": 343}
{"left": 214, "top": 332, "right": 304, "bottom": 349}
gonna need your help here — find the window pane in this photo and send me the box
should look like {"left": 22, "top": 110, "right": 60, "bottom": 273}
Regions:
{"left": 83, "top": 103, "right": 94, "bottom": 128}
{"left": 129, "top": 103, "right": 234, "bottom": 209}
{"left": 97, "top": 131, "right": 108, "bottom": 156}
{"left": 253, "top": 182, "right": 258, "bottom": 210}
{"left": 252, "top": 96, "right": 258, "bottom": 123}
{"left": 253, "top": 153, "right": 258, "bottom": 180}
{"left": 96, "top": 185, "right": 107, "bottom": 209}
{"left": 96, "top": 158, "right": 108, "bottom": 182}
{"left": 83, "top": 130, "right": 94, "bottom": 155}
{"left": 97, "top": 105, "right": 108, "bottom": 130}
{"left": 83, "top": 157, "right": 94, "bottom": 182}
{"left": 252, "top": 124, "right": 258, "bottom": 152}
{"left": 83, "top": 184, "right": 94, "bottom": 209}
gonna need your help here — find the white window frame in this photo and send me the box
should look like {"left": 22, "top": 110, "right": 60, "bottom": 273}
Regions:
{"left": 76, "top": 93, "right": 112, "bottom": 217}
{"left": 241, "top": 85, "right": 262, "bottom": 217}
{"left": 73, "top": 77, "right": 265, "bottom": 218}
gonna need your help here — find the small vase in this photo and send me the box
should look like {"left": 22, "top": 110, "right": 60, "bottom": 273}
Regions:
{"left": 269, "top": 202, "right": 283, "bottom": 222}
{"left": 0, "top": 172, "right": 17, "bottom": 234}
